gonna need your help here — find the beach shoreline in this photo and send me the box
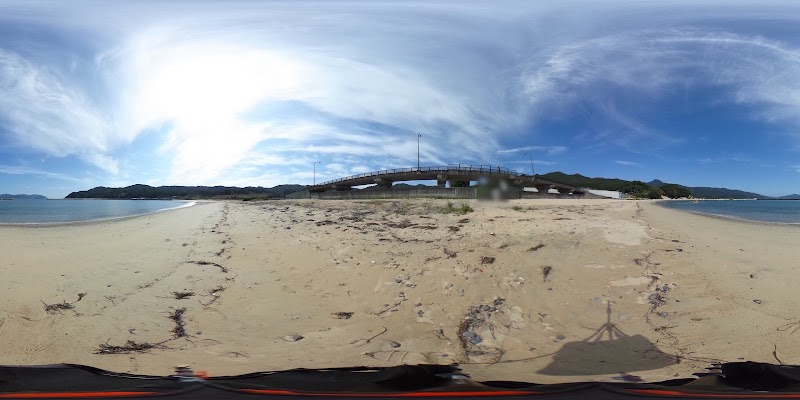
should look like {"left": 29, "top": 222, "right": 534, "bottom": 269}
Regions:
{"left": 0, "top": 200, "right": 199, "bottom": 228}
{"left": 1, "top": 198, "right": 799, "bottom": 383}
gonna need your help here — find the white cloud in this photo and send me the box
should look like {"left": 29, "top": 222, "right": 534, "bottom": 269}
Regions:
{"left": 614, "top": 160, "right": 640, "bottom": 167}
{"left": 0, "top": 50, "right": 118, "bottom": 173}
{"left": 0, "top": 165, "right": 85, "bottom": 182}
{"left": 6, "top": 1, "right": 800, "bottom": 187}
{"left": 497, "top": 146, "right": 567, "bottom": 155}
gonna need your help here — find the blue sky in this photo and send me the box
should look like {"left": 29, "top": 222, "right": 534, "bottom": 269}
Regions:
{"left": 2, "top": 1, "right": 800, "bottom": 197}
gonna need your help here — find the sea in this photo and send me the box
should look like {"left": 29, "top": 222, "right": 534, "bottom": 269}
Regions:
{"left": 659, "top": 200, "right": 800, "bottom": 224}
{"left": 0, "top": 199, "right": 195, "bottom": 224}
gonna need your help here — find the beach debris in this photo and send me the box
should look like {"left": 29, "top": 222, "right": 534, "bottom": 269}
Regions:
{"left": 349, "top": 326, "right": 388, "bottom": 346}
{"left": 443, "top": 248, "right": 458, "bottom": 258}
{"left": 556, "top": 335, "right": 566, "bottom": 341}
{"left": 283, "top": 334, "right": 304, "bottom": 342}
{"left": 188, "top": 260, "right": 228, "bottom": 273}
{"left": 433, "top": 328, "right": 451, "bottom": 341}
{"left": 753, "top": 299, "right": 762, "bottom": 304}
{"left": 332, "top": 312, "right": 354, "bottom": 319}
{"left": 527, "top": 244, "right": 546, "bottom": 252}
{"left": 457, "top": 218, "right": 470, "bottom": 224}
{"left": 649, "top": 293, "right": 667, "bottom": 311}
{"left": 386, "top": 340, "right": 401, "bottom": 348}
{"left": 542, "top": 265, "right": 553, "bottom": 282}
{"left": 480, "top": 256, "right": 496, "bottom": 264}
{"left": 169, "top": 308, "right": 187, "bottom": 338}
{"left": 42, "top": 292, "right": 86, "bottom": 314}
{"left": 95, "top": 340, "right": 162, "bottom": 354}
{"left": 172, "top": 291, "right": 195, "bottom": 300}
{"left": 614, "top": 374, "right": 644, "bottom": 382}
{"left": 657, "top": 312, "right": 669, "bottom": 318}
{"left": 493, "top": 298, "right": 505, "bottom": 306}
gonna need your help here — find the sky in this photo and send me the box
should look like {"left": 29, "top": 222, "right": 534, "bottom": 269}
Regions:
{"left": 2, "top": 1, "right": 800, "bottom": 197}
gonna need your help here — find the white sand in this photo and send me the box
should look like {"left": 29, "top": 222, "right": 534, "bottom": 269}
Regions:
{"left": 1, "top": 199, "right": 798, "bottom": 383}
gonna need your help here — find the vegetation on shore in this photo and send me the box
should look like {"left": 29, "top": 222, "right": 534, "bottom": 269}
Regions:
{"left": 65, "top": 184, "right": 304, "bottom": 200}
{"left": 538, "top": 172, "right": 767, "bottom": 199}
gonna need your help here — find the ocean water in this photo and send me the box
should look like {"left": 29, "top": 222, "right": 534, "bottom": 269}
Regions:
{"left": 659, "top": 200, "right": 800, "bottom": 223}
{"left": 0, "top": 199, "right": 194, "bottom": 224}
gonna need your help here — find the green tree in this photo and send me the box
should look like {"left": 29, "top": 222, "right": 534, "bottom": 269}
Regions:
{"left": 660, "top": 184, "right": 692, "bottom": 199}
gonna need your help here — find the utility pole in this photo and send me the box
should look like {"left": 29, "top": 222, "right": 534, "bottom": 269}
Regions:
{"left": 417, "top": 133, "right": 422, "bottom": 170}
{"left": 313, "top": 161, "right": 321, "bottom": 185}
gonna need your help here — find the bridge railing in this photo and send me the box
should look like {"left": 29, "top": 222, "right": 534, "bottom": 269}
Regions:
{"left": 313, "top": 165, "right": 522, "bottom": 187}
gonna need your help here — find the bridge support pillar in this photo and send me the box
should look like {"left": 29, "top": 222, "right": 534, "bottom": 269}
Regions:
{"left": 333, "top": 184, "right": 352, "bottom": 191}
{"left": 535, "top": 184, "right": 552, "bottom": 193}
{"left": 557, "top": 188, "right": 572, "bottom": 194}
{"left": 374, "top": 178, "right": 393, "bottom": 188}
{"left": 437, "top": 175, "right": 447, "bottom": 188}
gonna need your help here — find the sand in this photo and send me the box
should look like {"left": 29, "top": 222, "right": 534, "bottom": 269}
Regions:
{"left": 1, "top": 198, "right": 799, "bottom": 383}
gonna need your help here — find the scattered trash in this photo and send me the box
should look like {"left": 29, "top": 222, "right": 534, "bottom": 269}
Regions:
{"left": 172, "top": 291, "right": 194, "bottom": 300}
{"left": 42, "top": 292, "right": 86, "bottom": 314}
{"left": 96, "top": 340, "right": 161, "bottom": 355}
{"left": 556, "top": 335, "right": 566, "bottom": 341}
{"left": 283, "top": 334, "right": 304, "bottom": 342}
{"left": 480, "top": 256, "right": 496, "bottom": 264}
{"left": 753, "top": 299, "right": 762, "bottom": 304}
{"left": 542, "top": 265, "right": 553, "bottom": 282}
{"left": 169, "top": 308, "right": 187, "bottom": 338}
{"left": 457, "top": 218, "right": 470, "bottom": 224}
{"left": 493, "top": 298, "right": 505, "bottom": 306}
{"left": 332, "top": 312, "right": 354, "bottom": 319}
{"left": 386, "top": 340, "right": 401, "bottom": 348}
{"left": 469, "top": 335, "right": 483, "bottom": 345}
{"left": 527, "top": 244, "right": 546, "bottom": 252}
{"left": 614, "top": 375, "right": 644, "bottom": 382}
{"left": 657, "top": 312, "right": 669, "bottom": 318}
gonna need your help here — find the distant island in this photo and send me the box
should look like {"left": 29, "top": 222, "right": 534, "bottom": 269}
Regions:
{"left": 0, "top": 194, "right": 47, "bottom": 200}
{"left": 64, "top": 184, "right": 305, "bottom": 200}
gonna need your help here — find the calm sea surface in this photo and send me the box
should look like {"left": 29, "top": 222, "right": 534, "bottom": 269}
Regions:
{"left": 0, "top": 199, "right": 194, "bottom": 224}
{"left": 659, "top": 200, "right": 800, "bottom": 223}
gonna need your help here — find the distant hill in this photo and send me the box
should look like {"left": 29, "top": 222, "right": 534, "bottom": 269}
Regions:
{"left": 0, "top": 194, "right": 47, "bottom": 200}
{"left": 777, "top": 194, "right": 800, "bottom": 200}
{"left": 539, "top": 172, "right": 770, "bottom": 199}
{"left": 65, "top": 184, "right": 306, "bottom": 200}
{"left": 687, "top": 187, "right": 767, "bottom": 199}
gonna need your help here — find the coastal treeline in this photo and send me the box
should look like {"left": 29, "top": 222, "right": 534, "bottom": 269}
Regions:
{"left": 538, "top": 172, "right": 766, "bottom": 199}
{"left": 65, "top": 184, "right": 305, "bottom": 200}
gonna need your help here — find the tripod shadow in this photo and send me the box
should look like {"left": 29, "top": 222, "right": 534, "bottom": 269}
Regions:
{"left": 537, "top": 301, "right": 677, "bottom": 376}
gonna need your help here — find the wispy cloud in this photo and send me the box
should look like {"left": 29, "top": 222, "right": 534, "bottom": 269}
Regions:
{"left": 698, "top": 154, "right": 755, "bottom": 164}
{"left": 497, "top": 146, "right": 567, "bottom": 155}
{"left": 614, "top": 160, "right": 640, "bottom": 167}
{"left": 0, "top": 165, "right": 85, "bottom": 182}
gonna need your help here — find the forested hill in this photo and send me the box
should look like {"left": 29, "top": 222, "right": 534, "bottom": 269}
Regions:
{"left": 65, "top": 184, "right": 305, "bottom": 199}
{"left": 0, "top": 194, "right": 47, "bottom": 199}
{"left": 538, "top": 172, "right": 769, "bottom": 199}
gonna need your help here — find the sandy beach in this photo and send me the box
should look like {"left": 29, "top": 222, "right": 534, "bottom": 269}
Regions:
{"left": 2, "top": 198, "right": 800, "bottom": 383}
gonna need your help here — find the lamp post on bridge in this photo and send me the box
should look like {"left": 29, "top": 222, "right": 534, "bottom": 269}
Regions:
{"left": 417, "top": 133, "right": 422, "bottom": 171}
{"left": 524, "top": 152, "right": 535, "bottom": 178}
{"left": 313, "top": 161, "right": 321, "bottom": 185}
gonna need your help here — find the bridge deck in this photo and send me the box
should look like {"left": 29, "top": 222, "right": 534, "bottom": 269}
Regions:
{"left": 309, "top": 165, "right": 581, "bottom": 193}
